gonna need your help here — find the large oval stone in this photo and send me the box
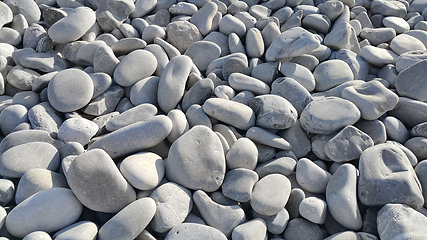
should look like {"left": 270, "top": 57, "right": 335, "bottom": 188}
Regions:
{"left": 165, "top": 223, "right": 228, "bottom": 240}
{"left": 166, "top": 125, "right": 225, "bottom": 192}
{"left": 5, "top": 188, "right": 82, "bottom": 238}
{"left": 113, "top": 50, "right": 157, "bottom": 87}
{"left": 67, "top": 148, "right": 136, "bottom": 213}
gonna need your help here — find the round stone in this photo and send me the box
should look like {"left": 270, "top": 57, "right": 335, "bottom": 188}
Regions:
{"left": 113, "top": 49, "right": 157, "bottom": 87}
{"left": 48, "top": 68, "right": 94, "bottom": 112}
{"left": 165, "top": 223, "right": 227, "bottom": 240}
{"left": 313, "top": 59, "right": 354, "bottom": 92}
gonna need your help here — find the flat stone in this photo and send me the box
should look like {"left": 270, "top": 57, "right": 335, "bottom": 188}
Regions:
{"left": 390, "top": 34, "right": 426, "bottom": 56}
{"left": 48, "top": 68, "right": 93, "bottom": 113}
{"left": 299, "top": 197, "right": 327, "bottom": 224}
{"left": 0, "top": 129, "right": 62, "bottom": 154}
{"left": 203, "top": 98, "right": 255, "bottom": 130}
{"left": 395, "top": 50, "right": 427, "bottom": 73}
{"left": 358, "top": 143, "right": 424, "bottom": 209}
{"left": 300, "top": 97, "right": 360, "bottom": 134}
{"left": 228, "top": 73, "right": 270, "bottom": 95}
{"left": 383, "top": 116, "right": 409, "bottom": 144}
{"left": 232, "top": 218, "right": 267, "bottom": 240}
{"left": 98, "top": 197, "right": 156, "bottom": 240}
{"left": 360, "top": 28, "right": 396, "bottom": 46}
{"left": 184, "top": 41, "right": 221, "bottom": 72}
{"left": 251, "top": 62, "right": 279, "bottom": 85}
{"left": 313, "top": 59, "right": 354, "bottom": 92}
{"left": 105, "top": 103, "right": 157, "bottom": 132}
{"left": 280, "top": 62, "right": 315, "bottom": 92}
{"left": 0, "top": 2, "right": 13, "bottom": 28}
{"left": 255, "top": 156, "right": 296, "bottom": 179}
{"left": 206, "top": 52, "right": 247, "bottom": 75}
{"left": 219, "top": 14, "right": 246, "bottom": 38}
{"left": 404, "top": 137, "right": 427, "bottom": 161}
{"left": 335, "top": 49, "right": 369, "bottom": 81}
{"left": 157, "top": 55, "right": 193, "bottom": 113}
{"left": 67, "top": 148, "right": 136, "bottom": 213}
{"left": 22, "top": 231, "right": 51, "bottom": 240}
{"left": 57, "top": 117, "right": 99, "bottom": 146}
{"left": 383, "top": 16, "right": 409, "bottom": 34}
{"left": 326, "top": 164, "right": 362, "bottom": 230}
{"left": 88, "top": 115, "right": 172, "bottom": 158}
{"left": 3, "top": 0, "right": 40, "bottom": 25}
{"left": 130, "top": 76, "right": 159, "bottom": 107}
{"left": 114, "top": 50, "right": 157, "bottom": 87}
{"left": 251, "top": 174, "right": 291, "bottom": 216}
{"left": 186, "top": 104, "right": 212, "bottom": 129}
{"left": 222, "top": 168, "right": 259, "bottom": 202}
{"left": 302, "top": 13, "right": 331, "bottom": 34}
{"left": 166, "top": 125, "right": 225, "bottom": 192}
{"left": 0, "top": 104, "right": 29, "bottom": 136}
{"left": 165, "top": 223, "right": 227, "bottom": 240}
{"left": 6, "top": 65, "right": 41, "bottom": 91}
{"left": 52, "top": 221, "right": 98, "bottom": 240}
{"left": 120, "top": 152, "right": 164, "bottom": 190}
{"left": 182, "top": 78, "right": 214, "bottom": 112}
{"left": 222, "top": 57, "right": 251, "bottom": 81}
{"left": 377, "top": 204, "right": 427, "bottom": 240}
{"left": 296, "top": 158, "right": 331, "bottom": 193}
{"left": 20, "top": 51, "right": 70, "bottom": 73}
{"left": 370, "top": 0, "right": 407, "bottom": 17}
{"left": 265, "top": 27, "right": 320, "bottom": 62}
{"left": 5, "top": 188, "right": 82, "bottom": 238}
{"left": 48, "top": 7, "right": 96, "bottom": 44}
{"left": 360, "top": 46, "right": 399, "bottom": 67}
{"left": 280, "top": 10, "right": 303, "bottom": 32}
{"left": 271, "top": 77, "right": 313, "bottom": 116}
{"left": 0, "top": 142, "right": 60, "bottom": 178}
{"left": 283, "top": 218, "right": 323, "bottom": 240}
{"left": 193, "top": 190, "right": 246, "bottom": 237}
{"left": 226, "top": 137, "right": 258, "bottom": 170}
{"left": 15, "top": 168, "right": 68, "bottom": 205}
{"left": 388, "top": 97, "right": 427, "bottom": 128}
{"left": 395, "top": 60, "right": 427, "bottom": 101}
{"left": 246, "top": 126, "right": 292, "bottom": 150}
{"left": 190, "top": 2, "right": 218, "bottom": 36}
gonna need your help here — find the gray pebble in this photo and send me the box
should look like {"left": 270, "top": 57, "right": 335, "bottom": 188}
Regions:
{"left": 186, "top": 104, "right": 212, "bottom": 129}
{"left": 383, "top": 116, "right": 409, "bottom": 144}
{"left": 251, "top": 62, "right": 279, "bottom": 85}
{"left": 296, "top": 158, "right": 331, "bottom": 193}
{"left": 7, "top": 65, "right": 41, "bottom": 91}
{"left": 105, "top": 103, "right": 157, "bottom": 132}
{"left": 130, "top": 76, "right": 159, "bottom": 107}
{"left": 299, "top": 197, "right": 327, "bottom": 224}
{"left": 0, "top": 179, "right": 14, "bottom": 206}
{"left": 251, "top": 174, "right": 291, "bottom": 216}
{"left": 354, "top": 119, "right": 387, "bottom": 144}
{"left": 360, "top": 28, "right": 396, "bottom": 46}
{"left": 165, "top": 223, "right": 227, "bottom": 240}
{"left": 314, "top": 59, "right": 354, "bottom": 92}
{"left": 167, "top": 109, "right": 189, "bottom": 143}
{"left": 57, "top": 117, "right": 99, "bottom": 146}
{"left": 222, "top": 168, "right": 258, "bottom": 202}
{"left": 283, "top": 218, "right": 323, "bottom": 240}
{"left": 226, "top": 137, "right": 258, "bottom": 170}
{"left": 185, "top": 41, "right": 221, "bottom": 72}
{"left": 84, "top": 85, "right": 124, "bottom": 116}
{"left": 246, "top": 126, "right": 292, "bottom": 150}
{"left": 203, "top": 98, "right": 255, "bottom": 130}
{"left": 222, "top": 57, "right": 251, "bottom": 81}
{"left": 280, "top": 62, "right": 315, "bottom": 92}
{"left": 219, "top": 14, "right": 247, "bottom": 38}
{"left": 93, "top": 45, "right": 120, "bottom": 77}
{"left": 114, "top": 50, "right": 157, "bottom": 87}
{"left": 120, "top": 152, "right": 164, "bottom": 190}
{"left": 232, "top": 218, "right": 267, "bottom": 240}
{"left": 286, "top": 188, "right": 305, "bottom": 220}
{"left": 190, "top": 2, "right": 218, "bottom": 36}
{"left": 255, "top": 157, "right": 296, "bottom": 178}
{"left": 52, "top": 221, "right": 98, "bottom": 240}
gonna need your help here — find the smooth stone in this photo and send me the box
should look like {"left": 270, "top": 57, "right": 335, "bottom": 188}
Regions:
{"left": 342, "top": 80, "right": 398, "bottom": 120}
{"left": 222, "top": 57, "right": 251, "bottom": 81}
{"left": 222, "top": 168, "right": 258, "bottom": 202}
{"left": 157, "top": 55, "right": 193, "bottom": 113}
{"left": 377, "top": 204, "right": 427, "bottom": 240}
{"left": 232, "top": 90, "right": 255, "bottom": 106}
{"left": 228, "top": 72, "right": 270, "bottom": 95}
{"left": 57, "top": 117, "right": 98, "bottom": 146}
{"left": 324, "top": 231, "right": 359, "bottom": 240}
{"left": 166, "top": 125, "right": 225, "bottom": 192}
{"left": 20, "top": 52, "right": 70, "bottom": 73}
{"left": 0, "top": 142, "right": 59, "bottom": 178}
{"left": 387, "top": 141, "right": 418, "bottom": 167}
{"left": 110, "top": 38, "right": 147, "bottom": 57}
{"left": 326, "top": 164, "right": 362, "bottom": 230}
{"left": 3, "top": 0, "right": 40, "bottom": 25}
{"left": 15, "top": 168, "right": 68, "bottom": 205}
{"left": 141, "top": 25, "right": 165, "bottom": 44}
{"left": 169, "top": 2, "right": 197, "bottom": 15}
{"left": 279, "top": 120, "right": 311, "bottom": 158}
{"left": 98, "top": 197, "right": 156, "bottom": 240}
{"left": 84, "top": 85, "right": 124, "bottom": 116}
{"left": 212, "top": 123, "right": 238, "bottom": 147}
{"left": 0, "top": 104, "right": 29, "bottom": 136}
{"left": 390, "top": 34, "right": 426, "bottom": 56}
{"left": 389, "top": 97, "right": 427, "bottom": 128}
{"left": 404, "top": 137, "right": 427, "bottom": 161}
{"left": 255, "top": 157, "right": 296, "bottom": 178}
{"left": 370, "top": 0, "right": 407, "bottom": 18}
{"left": 299, "top": 197, "right": 327, "bottom": 224}
{"left": 382, "top": 16, "right": 409, "bottom": 34}
{"left": 324, "top": 22, "right": 360, "bottom": 54}
{"left": 95, "top": 0, "right": 135, "bottom": 31}
{"left": 251, "top": 208, "right": 290, "bottom": 234}
{"left": 105, "top": 103, "right": 157, "bottom": 132}
{"left": 130, "top": 76, "right": 159, "bottom": 107}
{"left": 395, "top": 60, "right": 427, "bottom": 101}
{"left": 232, "top": 218, "right": 267, "bottom": 240}
{"left": 52, "top": 221, "right": 98, "bottom": 240}
{"left": 246, "top": 126, "right": 292, "bottom": 150}
{"left": 206, "top": 52, "right": 247, "bottom": 75}
{"left": 300, "top": 97, "right": 360, "bottom": 134}
{"left": 27, "top": 103, "right": 61, "bottom": 138}
{"left": 0, "top": 129, "right": 62, "bottom": 154}
{"left": 67, "top": 149, "right": 136, "bottom": 213}
{"left": 335, "top": 49, "right": 369, "bottom": 81}
{"left": 193, "top": 190, "right": 246, "bottom": 237}
{"left": 22, "top": 231, "right": 51, "bottom": 240}
{"left": 251, "top": 174, "right": 291, "bottom": 216}
{"left": 167, "top": 109, "right": 189, "bottom": 143}
{"left": 48, "top": 69, "right": 93, "bottom": 113}
{"left": 185, "top": 41, "right": 221, "bottom": 72}
{"left": 0, "top": 2, "right": 13, "bottom": 28}
{"left": 5, "top": 188, "right": 82, "bottom": 238}
{"left": 219, "top": 14, "right": 246, "bottom": 38}
{"left": 283, "top": 218, "right": 323, "bottom": 240}
{"left": 280, "top": 62, "right": 315, "bottom": 92}
{"left": 415, "top": 160, "right": 427, "bottom": 207}
{"left": 280, "top": 10, "right": 303, "bottom": 32}
{"left": 296, "top": 158, "right": 331, "bottom": 193}
{"left": 302, "top": 14, "right": 331, "bottom": 34}
{"left": 113, "top": 50, "right": 157, "bottom": 87}
{"left": 271, "top": 77, "right": 313, "bottom": 115}
{"left": 395, "top": 50, "right": 427, "bottom": 73}
{"left": 6, "top": 65, "right": 41, "bottom": 90}
{"left": 89, "top": 72, "right": 112, "bottom": 99}
{"left": 251, "top": 61, "right": 279, "bottom": 85}
{"left": 383, "top": 116, "right": 409, "bottom": 144}
{"left": 12, "top": 91, "right": 39, "bottom": 110}
{"left": 360, "top": 28, "right": 396, "bottom": 46}
{"left": 144, "top": 44, "right": 168, "bottom": 77}
{"left": 182, "top": 78, "right": 214, "bottom": 111}
{"left": 190, "top": 2, "right": 218, "bottom": 36}
{"left": 265, "top": 27, "right": 320, "bottom": 62}
{"left": 88, "top": 115, "right": 172, "bottom": 158}
{"left": 228, "top": 32, "right": 246, "bottom": 55}
{"left": 203, "top": 98, "right": 255, "bottom": 130}
{"left": 225, "top": 137, "right": 258, "bottom": 170}
{"left": 48, "top": 7, "right": 95, "bottom": 44}
{"left": 359, "top": 46, "right": 398, "bottom": 67}
{"left": 234, "top": 11, "right": 257, "bottom": 31}
{"left": 313, "top": 59, "right": 353, "bottom": 92}
{"left": 60, "top": 142, "right": 84, "bottom": 159}
{"left": 165, "top": 223, "right": 227, "bottom": 240}
{"left": 358, "top": 143, "right": 424, "bottom": 209}
{"left": 215, "top": 85, "right": 236, "bottom": 100}
{"left": 93, "top": 45, "right": 120, "bottom": 76}
{"left": 246, "top": 28, "right": 264, "bottom": 59}
{"left": 203, "top": 31, "right": 231, "bottom": 58}
{"left": 186, "top": 104, "right": 212, "bottom": 129}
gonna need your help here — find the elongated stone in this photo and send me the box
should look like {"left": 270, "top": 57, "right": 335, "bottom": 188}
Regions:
{"left": 203, "top": 98, "right": 255, "bottom": 130}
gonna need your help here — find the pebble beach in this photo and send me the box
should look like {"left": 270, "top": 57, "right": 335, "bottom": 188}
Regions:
{"left": 0, "top": 0, "right": 427, "bottom": 239}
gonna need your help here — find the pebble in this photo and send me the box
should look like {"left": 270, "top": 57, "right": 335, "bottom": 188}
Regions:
{"left": 279, "top": 62, "right": 315, "bottom": 92}
{"left": 114, "top": 50, "right": 157, "bottom": 87}
{"left": 52, "top": 221, "right": 98, "bottom": 240}
{"left": 313, "top": 59, "right": 354, "bottom": 92}
{"left": 359, "top": 45, "right": 399, "bottom": 67}
{"left": 105, "top": 103, "right": 157, "bottom": 132}
{"left": 299, "top": 197, "right": 327, "bottom": 224}
{"left": 358, "top": 143, "right": 424, "bottom": 209}
{"left": 231, "top": 218, "right": 267, "bottom": 240}
{"left": 382, "top": 16, "right": 410, "bottom": 34}
{"left": 219, "top": 14, "right": 246, "bottom": 38}
{"left": 57, "top": 117, "right": 99, "bottom": 146}
{"left": 66, "top": 148, "right": 137, "bottom": 213}
{"left": 190, "top": 2, "right": 218, "bottom": 36}
{"left": 165, "top": 223, "right": 227, "bottom": 240}
{"left": 383, "top": 116, "right": 410, "bottom": 143}
{"left": 0, "top": 179, "right": 14, "bottom": 206}
{"left": 222, "top": 168, "right": 258, "bottom": 202}
{"left": 5, "top": 188, "right": 82, "bottom": 238}
{"left": 246, "top": 126, "right": 292, "bottom": 150}
{"left": 283, "top": 218, "right": 323, "bottom": 240}
{"left": 388, "top": 97, "right": 427, "bottom": 128}
{"left": 185, "top": 41, "right": 221, "bottom": 72}
{"left": 193, "top": 190, "right": 246, "bottom": 237}
{"left": 22, "top": 231, "right": 52, "bottom": 240}
{"left": 415, "top": 160, "right": 427, "bottom": 207}
{"left": 300, "top": 97, "right": 360, "bottom": 134}
{"left": 225, "top": 137, "right": 258, "bottom": 170}
{"left": 166, "top": 125, "right": 225, "bottom": 192}
{"left": 390, "top": 34, "right": 427, "bottom": 56}
{"left": 0, "top": 104, "right": 29, "bottom": 136}
{"left": 395, "top": 60, "right": 427, "bottom": 101}
{"left": 252, "top": 207, "right": 290, "bottom": 234}
{"left": 7, "top": 65, "right": 41, "bottom": 91}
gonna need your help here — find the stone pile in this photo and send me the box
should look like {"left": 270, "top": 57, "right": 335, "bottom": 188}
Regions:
{"left": 1, "top": 0, "right": 427, "bottom": 239}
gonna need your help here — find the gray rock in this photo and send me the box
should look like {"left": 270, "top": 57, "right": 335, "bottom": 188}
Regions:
{"left": 88, "top": 115, "right": 172, "bottom": 158}
{"left": 383, "top": 116, "right": 409, "bottom": 144}
{"left": 252, "top": 207, "right": 290, "bottom": 234}
{"left": 0, "top": 2, "right": 12, "bottom": 28}
{"left": 27, "top": 102, "right": 62, "bottom": 138}
{"left": 358, "top": 143, "right": 424, "bottom": 209}
{"left": 96, "top": 0, "right": 135, "bottom": 31}
{"left": 251, "top": 174, "right": 291, "bottom": 216}
{"left": 390, "top": 33, "right": 426, "bottom": 56}
{"left": 84, "top": 85, "right": 124, "bottom": 116}
{"left": 226, "top": 137, "right": 258, "bottom": 170}
{"left": 395, "top": 60, "right": 427, "bottom": 101}
{"left": 203, "top": 98, "right": 255, "bottom": 130}
{"left": 222, "top": 168, "right": 258, "bottom": 202}
{"left": 232, "top": 218, "right": 267, "bottom": 240}
{"left": 302, "top": 14, "right": 331, "bottom": 34}
{"left": 105, "top": 103, "right": 157, "bottom": 132}
{"left": 203, "top": 31, "right": 231, "bottom": 58}
{"left": 52, "top": 221, "right": 98, "bottom": 240}
{"left": 0, "top": 104, "right": 29, "bottom": 136}
{"left": 186, "top": 104, "right": 212, "bottom": 129}
{"left": 185, "top": 41, "right": 220, "bottom": 72}
{"left": 130, "top": 76, "right": 160, "bottom": 107}
{"left": 15, "top": 168, "right": 68, "bottom": 205}
{"left": 280, "top": 10, "right": 303, "bottom": 32}
{"left": 382, "top": 16, "right": 409, "bottom": 34}
{"left": 251, "top": 62, "right": 279, "bottom": 85}
{"left": 165, "top": 223, "right": 227, "bottom": 240}
{"left": 388, "top": 97, "right": 427, "bottom": 129}
{"left": 5, "top": 188, "right": 82, "bottom": 238}
{"left": 271, "top": 77, "right": 313, "bottom": 116}
{"left": 360, "top": 28, "right": 396, "bottom": 46}
{"left": 11, "top": 91, "right": 38, "bottom": 111}
{"left": 0, "top": 129, "right": 62, "bottom": 154}
{"left": 324, "top": 22, "right": 360, "bottom": 54}
{"left": 280, "top": 62, "right": 315, "bottom": 92}
{"left": 313, "top": 59, "right": 354, "bottom": 92}
{"left": 404, "top": 137, "right": 427, "bottom": 161}
{"left": 354, "top": 120, "right": 387, "bottom": 145}
{"left": 222, "top": 57, "right": 251, "bottom": 81}
{"left": 0, "top": 142, "right": 60, "bottom": 178}
{"left": 266, "top": 27, "right": 320, "bottom": 62}
{"left": 278, "top": 120, "right": 311, "bottom": 158}
{"left": 114, "top": 50, "right": 157, "bottom": 87}
{"left": 300, "top": 97, "right": 360, "bottom": 134}
{"left": 193, "top": 190, "right": 246, "bottom": 237}
{"left": 370, "top": 0, "right": 406, "bottom": 17}
{"left": 20, "top": 51, "right": 70, "bottom": 73}
{"left": 299, "top": 197, "right": 327, "bottom": 224}
{"left": 228, "top": 72, "right": 270, "bottom": 95}
{"left": 255, "top": 157, "right": 296, "bottom": 179}
{"left": 6, "top": 65, "right": 41, "bottom": 91}
{"left": 296, "top": 158, "right": 331, "bottom": 193}
{"left": 181, "top": 78, "right": 214, "bottom": 112}
{"left": 166, "top": 109, "right": 189, "bottom": 143}
{"left": 377, "top": 204, "right": 427, "bottom": 240}
{"left": 99, "top": 197, "right": 156, "bottom": 240}
{"left": 219, "top": 14, "right": 246, "bottom": 38}
{"left": 415, "top": 160, "right": 427, "bottom": 208}
{"left": 0, "top": 179, "right": 14, "bottom": 206}
{"left": 166, "top": 125, "right": 225, "bottom": 192}
{"left": 57, "top": 117, "right": 99, "bottom": 146}
{"left": 22, "top": 231, "right": 51, "bottom": 240}
{"left": 190, "top": 2, "right": 218, "bottom": 36}
{"left": 67, "top": 148, "right": 136, "bottom": 213}
{"left": 324, "top": 231, "right": 359, "bottom": 240}
{"left": 246, "top": 126, "right": 292, "bottom": 150}
{"left": 283, "top": 218, "right": 323, "bottom": 240}
{"left": 93, "top": 45, "right": 120, "bottom": 76}
{"left": 359, "top": 46, "right": 399, "bottom": 67}
{"left": 4, "top": 0, "right": 40, "bottom": 25}
{"left": 395, "top": 50, "right": 427, "bottom": 73}
{"left": 206, "top": 52, "right": 247, "bottom": 75}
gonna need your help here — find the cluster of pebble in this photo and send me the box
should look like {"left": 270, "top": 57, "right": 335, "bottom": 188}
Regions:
{"left": 1, "top": 0, "right": 427, "bottom": 238}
